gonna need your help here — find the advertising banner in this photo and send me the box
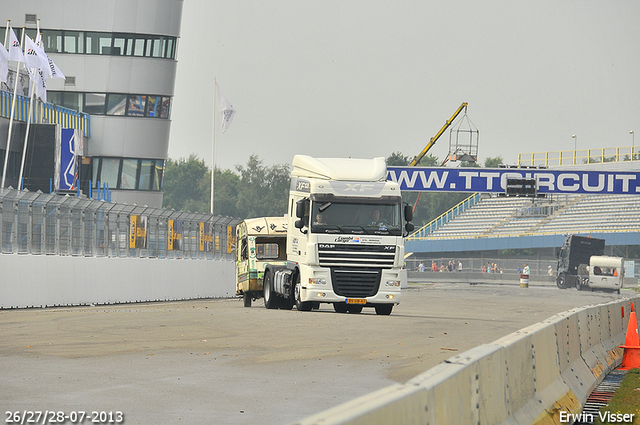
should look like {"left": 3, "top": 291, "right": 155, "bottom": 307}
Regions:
{"left": 387, "top": 167, "right": 640, "bottom": 195}
{"left": 59, "top": 128, "right": 80, "bottom": 190}
{"left": 129, "top": 215, "right": 147, "bottom": 249}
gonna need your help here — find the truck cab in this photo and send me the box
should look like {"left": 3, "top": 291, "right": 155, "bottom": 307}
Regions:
{"left": 263, "top": 155, "right": 414, "bottom": 315}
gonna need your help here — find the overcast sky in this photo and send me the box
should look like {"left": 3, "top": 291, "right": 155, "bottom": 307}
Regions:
{"left": 168, "top": 0, "right": 640, "bottom": 172}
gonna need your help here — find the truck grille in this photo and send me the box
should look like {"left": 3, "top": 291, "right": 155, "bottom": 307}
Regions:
{"left": 318, "top": 244, "right": 396, "bottom": 268}
{"left": 331, "top": 268, "right": 381, "bottom": 298}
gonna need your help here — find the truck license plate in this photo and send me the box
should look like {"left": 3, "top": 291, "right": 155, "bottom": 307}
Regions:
{"left": 346, "top": 298, "right": 366, "bottom": 304}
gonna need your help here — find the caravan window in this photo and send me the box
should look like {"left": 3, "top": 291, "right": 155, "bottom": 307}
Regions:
{"left": 256, "top": 243, "right": 279, "bottom": 260}
{"left": 255, "top": 237, "right": 286, "bottom": 260}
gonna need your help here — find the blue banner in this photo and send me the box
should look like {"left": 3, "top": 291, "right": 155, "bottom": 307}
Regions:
{"left": 59, "top": 128, "right": 78, "bottom": 190}
{"left": 387, "top": 167, "right": 640, "bottom": 195}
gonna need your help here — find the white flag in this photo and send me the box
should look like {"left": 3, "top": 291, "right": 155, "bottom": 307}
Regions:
{"left": 36, "top": 33, "right": 65, "bottom": 80}
{"left": 217, "top": 83, "right": 236, "bottom": 133}
{"left": 47, "top": 56, "right": 65, "bottom": 80}
{"left": 8, "top": 27, "right": 25, "bottom": 63}
{"left": 29, "top": 68, "right": 47, "bottom": 102}
{"left": 24, "top": 35, "right": 50, "bottom": 74}
{"left": 0, "top": 44, "right": 8, "bottom": 83}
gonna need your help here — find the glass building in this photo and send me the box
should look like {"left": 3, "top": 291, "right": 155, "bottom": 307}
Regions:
{"left": 1, "top": 0, "right": 183, "bottom": 207}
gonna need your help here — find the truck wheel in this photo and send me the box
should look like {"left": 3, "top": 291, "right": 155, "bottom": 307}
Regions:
{"left": 375, "top": 305, "right": 393, "bottom": 315}
{"left": 264, "top": 272, "right": 279, "bottom": 309}
{"left": 333, "top": 303, "right": 348, "bottom": 313}
{"left": 243, "top": 292, "right": 252, "bottom": 307}
{"left": 294, "top": 274, "right": 312, "bottom": 311}
{"left": 556, "top": 274, "right": 567, "bottom": 289}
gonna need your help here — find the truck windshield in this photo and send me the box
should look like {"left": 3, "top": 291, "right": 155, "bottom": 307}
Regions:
{"left": 310, "top": 200, "right": 402, "bottom": 236}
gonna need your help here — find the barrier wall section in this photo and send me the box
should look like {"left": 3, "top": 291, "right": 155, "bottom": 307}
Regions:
{"left": 293, "top": 296, "right": 640, "bottom": 425}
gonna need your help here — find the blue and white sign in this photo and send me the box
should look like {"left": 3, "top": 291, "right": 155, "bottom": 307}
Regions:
{"left": 59, "top": 128, "right": 79, "bottom": 190}
{"left": 387, "top": 167, "right": 640, "bottom": 195}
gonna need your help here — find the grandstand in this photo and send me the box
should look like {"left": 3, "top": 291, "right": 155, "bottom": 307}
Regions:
{"left": 417, "top": 193, "right": 640, "bottom": 239}
{"left": 405, "top": 149, "right": 640, "bottom": 277}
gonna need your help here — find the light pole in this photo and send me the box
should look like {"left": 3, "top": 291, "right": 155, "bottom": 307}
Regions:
{"left": 631, "top": 130, "right": 635, "bottom": 160}
{"left": 572, "top": 134, "right": 577, "bottom": 164}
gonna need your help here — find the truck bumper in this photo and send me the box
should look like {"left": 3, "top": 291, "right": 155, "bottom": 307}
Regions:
{"left": 298, "top": 266, "right": 401, "bottom": 304}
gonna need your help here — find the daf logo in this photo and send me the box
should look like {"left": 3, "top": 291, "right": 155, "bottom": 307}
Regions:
{"left": 318, "top": 243, "right": 335, "bottom": 249}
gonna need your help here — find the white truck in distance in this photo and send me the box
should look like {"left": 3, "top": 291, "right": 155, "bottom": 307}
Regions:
{"left": 262, "top": 155, "right": 414, "bottom": 315}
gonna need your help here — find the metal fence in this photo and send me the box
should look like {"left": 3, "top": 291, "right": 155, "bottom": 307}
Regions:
{"left": 0, "top": 188, "right": 240, "bottom": 260}
{"left": 407, "top": 256, "right": 638, "bottom": 278}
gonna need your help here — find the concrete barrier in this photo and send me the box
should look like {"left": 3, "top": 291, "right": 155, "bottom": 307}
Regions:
{"left": 292, "top": 296, "right": 640, "bottom": 425}
{"left": 0, "top": 254, "right": 236, "bottom": 308}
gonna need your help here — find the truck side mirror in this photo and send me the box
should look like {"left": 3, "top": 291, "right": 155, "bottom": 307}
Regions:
{"left": 405, "top": 222, "right": 415, "bottom": 232}
{"left": 295, "top": 200, "right": 306, "bottom": 219}
{"left": 404, "top": 204, "right": 413, "bottom": 222}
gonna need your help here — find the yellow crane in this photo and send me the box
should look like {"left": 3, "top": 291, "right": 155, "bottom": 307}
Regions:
{"left": 409, "top": 102, "right": 468, "bottom": 166}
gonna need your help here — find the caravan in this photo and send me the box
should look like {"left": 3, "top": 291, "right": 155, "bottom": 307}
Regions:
{"left": 583, "top": 256, "right": 624, "bottom": 293}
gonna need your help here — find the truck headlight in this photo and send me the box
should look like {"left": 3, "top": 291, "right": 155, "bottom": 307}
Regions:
{"left": 309, "top": 278, "right": 326, "bottom": 285}
{"left": 385, "top": 280, "right": 401, "bottom": 287}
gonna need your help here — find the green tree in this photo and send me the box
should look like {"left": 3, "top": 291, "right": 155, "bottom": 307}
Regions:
{"left": 386, "top": 151, "right": 411, "bottom": 166}
{"left": 234, "top": 155, "right": 290, "bottom": 218}
{"left": 162, "top": 154, "right": 210, "bottom": 213}
{"left": 484, "top": 156, "right": 503, "bottom": 168}
{"left": 213, "top": 167, "right": 240, "bottom": 217}
{"left": 162, "top": 154, "right": 290, "bottom": 218}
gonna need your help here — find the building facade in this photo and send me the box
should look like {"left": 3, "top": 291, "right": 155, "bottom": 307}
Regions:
{"left": 1, "top": 0, "right": 183, "bottom": 207}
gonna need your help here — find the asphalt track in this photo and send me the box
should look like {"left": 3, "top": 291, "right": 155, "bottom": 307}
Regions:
{"left": 1, "top": 282, "right": 634, "bottom": 425}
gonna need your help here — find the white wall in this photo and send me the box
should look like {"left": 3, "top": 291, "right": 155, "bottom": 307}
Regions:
{"left": 0, "top": 255, "right": 235, "bottom": 308}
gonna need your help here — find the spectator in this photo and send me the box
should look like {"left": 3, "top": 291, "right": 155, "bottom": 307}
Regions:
{"left": 547, "top": 266, "right": 553, "bottom": 276}
{"left": 457, "top": 261, "right": 462, "bottom": 272}
{"left": 418, "top": 262, "right": 425, "bottom": 272}
{"left": 523, "top": 264, "right": 530, "bottom": 275}
{"left": 432, "top": 261, "right": 438, "bottom": 272}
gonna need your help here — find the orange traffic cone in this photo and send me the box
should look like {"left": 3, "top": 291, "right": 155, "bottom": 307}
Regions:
{"left": 619, "top": 303, "right": 640, "bottom": 370}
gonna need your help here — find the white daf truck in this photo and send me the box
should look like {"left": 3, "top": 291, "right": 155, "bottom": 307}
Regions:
{"left": 261, "top": 155, "right": 414, "bottom": 315}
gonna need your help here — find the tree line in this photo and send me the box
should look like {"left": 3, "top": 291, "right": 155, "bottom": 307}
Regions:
{"left": 162, "top": 153, "right": 503, "bottom": 227}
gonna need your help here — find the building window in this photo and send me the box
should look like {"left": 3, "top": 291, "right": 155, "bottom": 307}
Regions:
{"left": 120, "top": 159, "right": 139, "bottom": 189}
{"left": 153, "top": 160, "right": 164, "bottom": 190}
{"left": 85, "top": 32, "right": 113, "bottom": 55}
{"left": 127, "top": 95, "right": 146, "bottom": 116}
{"left": 106, "top": 94, "right": 127, "bottom": 116}
{"left": 2, "top": 27, "right": 177, "bottom": 59}
{"left": 41, "top": 30, "right": 63, "bottom": 53}
{"left": 99, "top": 158, "right": 121, "bottom": 189}
{"left": 146, "top": 96, "right": 160, "bottom": 117}
{"left": 49, "top": 91, "right": 172, "bottom": 119}
{"left": 92, "top": 157, "right": 164, "bottom": 191}
{"left": 139, "top": 159, "right": 155, "bottom": 190}
{"left": 84, "top": 93, "right": 106, "bottom": 115}
{"left": 64, "top": 31, "right": 84, "bottom": 54}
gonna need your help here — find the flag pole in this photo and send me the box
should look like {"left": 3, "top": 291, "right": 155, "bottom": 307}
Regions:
{"left": 19, "top": 20, "right": 41, "bottom": 190}
{"left": 3, "top": 20, "right": 9, "bottom": 49}
{"left": 2, "top": 26, "right": 25, "bottom": 189}
{"left": 211, "top": 77, "right": 216, "bottom": 214}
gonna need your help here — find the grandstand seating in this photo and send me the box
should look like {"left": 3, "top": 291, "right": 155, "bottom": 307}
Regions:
{"left": 415, "top": 193, "right": 640, "bottom": 239}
